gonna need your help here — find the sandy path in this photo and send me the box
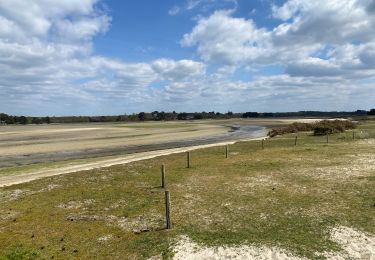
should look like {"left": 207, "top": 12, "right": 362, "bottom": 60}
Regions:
{"left": 0, "top": 137, "right": 265, "bottom": 188}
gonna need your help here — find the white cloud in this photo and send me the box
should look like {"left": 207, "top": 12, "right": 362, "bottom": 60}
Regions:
{"left": 181, "top": 10, "right": 272, "bottom": 65}
{"left": 182, "top": 1, "right": 375, "bottom": 79}
{"left": 0, "top": 0, "right": 109, "bottom": 42}
{"left": 168, "top": 0, "right": 237, "bottom": 16}
{"left": 151, "top": 59, "right": 206, "bottom": 81}
{"left": 168, "top": 6, "right": 180, "bottom": 16}
{"left": 271, "top": 0, "right": 375, "bottom": 45}
{"left": 1, "top": 0, "right": 374, "bottom": 115}
{"left": 0, "top": 0, "right": 208, "bottom": 115}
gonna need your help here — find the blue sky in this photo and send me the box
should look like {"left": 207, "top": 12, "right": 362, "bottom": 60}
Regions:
{"left": 0, "top": 0, "right": 375, "bottom": 115}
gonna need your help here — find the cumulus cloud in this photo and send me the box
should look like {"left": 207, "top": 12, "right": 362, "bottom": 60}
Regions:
{"left": 1, "top": 0, "right": 374, "bottom": 115}
{"left": 183, "top": 0, "right": 375, "bottom": 78}
{"left": 181, "top": 10, "right": 315, "bottom": 66}
{"left": 0, "top": 0, "right": 109, "bottom": 42}
{"left": 0, "top": 0, "right": 208, "bottom": 114}
{"left": 151, "top": 59, "right": 206, "bottom": 81}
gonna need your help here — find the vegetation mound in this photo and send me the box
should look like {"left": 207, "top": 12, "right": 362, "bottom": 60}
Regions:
{"left": 268, "top": 120, "right": 358, "bottom": 137}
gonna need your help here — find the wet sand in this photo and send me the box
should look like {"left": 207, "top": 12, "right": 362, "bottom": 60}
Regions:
{"left": 0, "top": 120, "right": 268, "bottom": 168}
{"left": 0, "top": 118, "right": 319, "bottom": 168}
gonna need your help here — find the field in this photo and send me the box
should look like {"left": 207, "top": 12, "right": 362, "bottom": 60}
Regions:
{"left": 0, "top": 119, "right": 374, "bottom": 259}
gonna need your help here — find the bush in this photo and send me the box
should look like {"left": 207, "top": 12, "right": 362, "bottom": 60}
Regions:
{"left": 312, "top": 120, "right": 357, "bottom": 136}
{"left": 268, "top": 120, "right": 357, "bottom": 137}
{"left": 268, "top": 122, "right": 314, "bottom": 137}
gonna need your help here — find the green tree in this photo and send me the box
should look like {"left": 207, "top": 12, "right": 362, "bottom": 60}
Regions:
{"left": 19, "top": 116, "right": 27, "bottom": 124}
{"left": 138, "top": 112, "right": 146, "bottom": 121}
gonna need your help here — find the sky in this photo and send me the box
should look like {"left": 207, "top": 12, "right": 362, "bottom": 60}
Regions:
{"left": 0, "top": 0, "right": 375, "bottom": 116}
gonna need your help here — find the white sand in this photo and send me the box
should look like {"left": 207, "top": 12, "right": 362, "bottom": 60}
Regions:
{"left": 172, "top": 236, "right": 304, "bottom": 260}
{"left": 171, "top": 226, "right": 375, "bottom": 260}
{"left": 323, "top": 226, "right": 375, "bottom": 259}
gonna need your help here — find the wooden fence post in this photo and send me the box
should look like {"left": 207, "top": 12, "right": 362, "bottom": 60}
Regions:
{"left": 326, "top": 134, "right": 329, "bottom": 143}
{"left": 225, "top": 145, "right": 228, "bottom": 158}
{"left": 262, "top": 139, "right": 264, "bottom": 149}
{"left": 187, "top": 151, "right": 190, "bottom": 168}
{"left": 294, "top": 135, "right": 298, "bottom": 146}
{"left": 165, "top": 190, "right": 172, "bottom": 229}
{"left": 161, "top": 164, "right": 166, "bottom": 188}
{"left": 352, "top": 131, "right": 355, "bottom": 140}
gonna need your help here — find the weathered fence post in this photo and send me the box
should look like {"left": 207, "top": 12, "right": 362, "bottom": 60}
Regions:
{"left": 262, "top": 139, "right": 264, "bottom": 149}
{"left": 161, "top": 164, "right": 166, "bottom": 188}
{"left": 352, "top": 131, "right": 355, "bottom": 140}
{"left": 187, "top": 151, "right": 190, "bottom": 168}
{"left": 326, "top": 134, "right": 329, "bottom": 143}
{"left": 294, "top": 135, "right": 298, "bottom": 146}
{"left": 225, "top": 145, "right": 228, "bottom": 158}
{"left": 165, "top": 190, "right": 172, "bottom": 229}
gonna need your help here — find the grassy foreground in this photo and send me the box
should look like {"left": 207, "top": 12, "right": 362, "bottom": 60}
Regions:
{"left": 0, "top": 120, "right": 374, "bottom": 259}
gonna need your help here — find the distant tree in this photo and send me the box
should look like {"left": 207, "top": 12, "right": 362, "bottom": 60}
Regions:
{"left": 262, "top": 113, "right": 274, "bottom": 117}
{"left": 355, "top": 110, "right": 367, "bottom": 115}
{"left": 165, "top": 112, "right": 177, "bottom": 121}
{"left": 4, "top": 115, "right": 15, "bottom": 124}
{"left": 138, "top": 112, "right": 146, "bottom": 121}
{"left": 0, "top": 113, "right": 9, "bottom": 122}
{"left": 368, "top": 109, "right": 375, "bottom": 115}
{"left": 177, "top": 112, "right": 188, "bottom": 120}
{"left": 128, "top": 113, "right": 138, "bottom": 121}
{"left": 116, "top": 115, "right": 122, "bottom": 122}
{"left": 19, "top": 116, "right": 27, "bottom": 125}
{"left": 242, "top": 112, "right": 259, "bottom": 118}
{"left": 159, "top": 111, "right": 166, "bottom": 121}
{"left": 151, "top": 111, "right": 159, "bottom": 120}
{"left": 31, "top": 117, "right": 43, "bottom": 124}
{"left": 194, "top": 114, "right": 203, "bottom": 120}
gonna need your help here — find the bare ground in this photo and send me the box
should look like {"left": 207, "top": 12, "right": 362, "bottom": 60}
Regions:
{"left": 172, "top": 226, "right": 375, "bottom": 259}
{"left": 0, "top": 137, "right": 265, "bottom": 187}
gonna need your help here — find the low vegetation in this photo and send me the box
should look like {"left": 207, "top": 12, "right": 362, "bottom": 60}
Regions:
{"left": 0, "top": 120, "right": 374, "bottom": 259}
{"left": 268, "top": 120, "right": 358, "bottom": 137}
{"left": 1, "top": 109, "right": 372, "bottom": 125}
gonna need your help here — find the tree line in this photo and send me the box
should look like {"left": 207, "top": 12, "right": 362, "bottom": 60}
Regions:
{"left": 0, "top": 111, "right": 239, "bottom": 125}
{"left": 0, "top": 109, "right": 373, "bottom": 125}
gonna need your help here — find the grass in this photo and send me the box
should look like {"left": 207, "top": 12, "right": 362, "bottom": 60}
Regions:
{"left": 0, "top": 120, "right": 374, "bottom": 259}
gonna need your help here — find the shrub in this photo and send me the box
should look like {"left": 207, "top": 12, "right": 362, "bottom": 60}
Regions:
{"left": 268, "top": 120, "right": 357, "bottom": 137}
{"left": 312, "top": 120, "right": 357, "bottom": 136}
